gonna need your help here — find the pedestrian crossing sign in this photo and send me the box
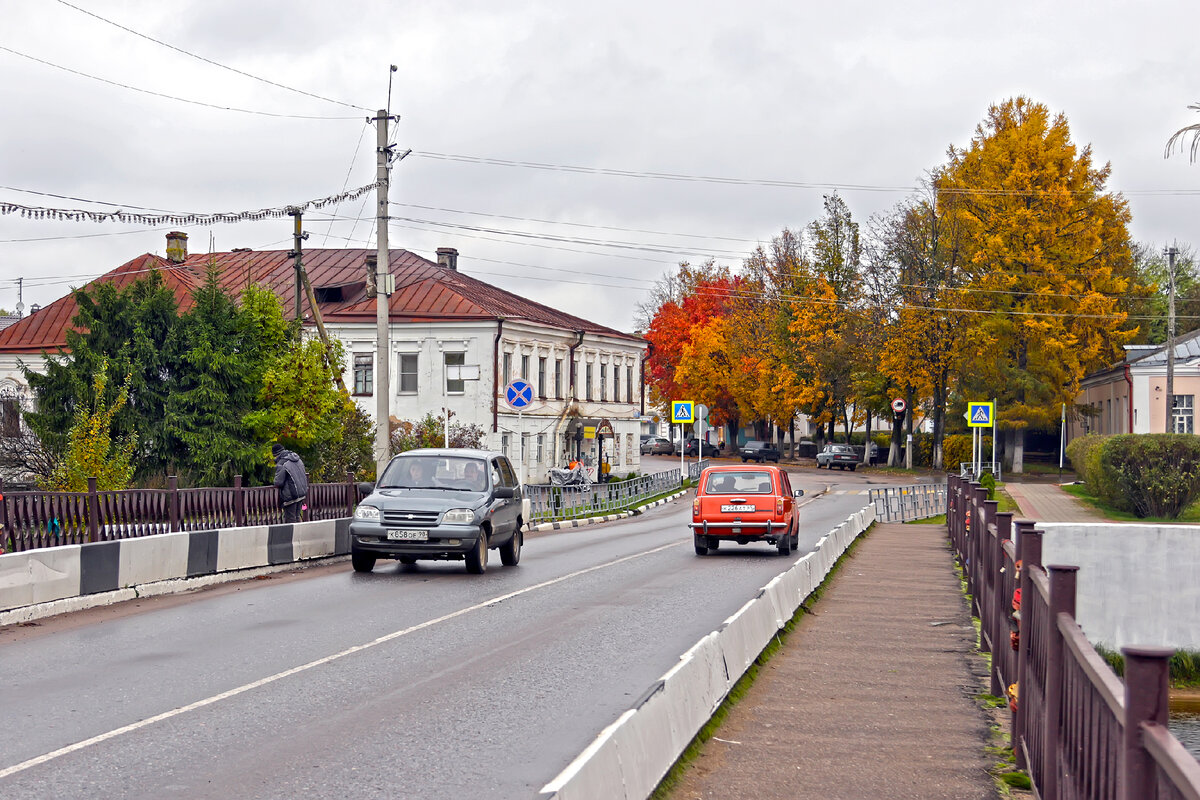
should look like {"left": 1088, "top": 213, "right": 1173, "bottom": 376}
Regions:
{"left": 671, "top": 401, "right": 694, "bottom": 423}
{"left": 967, "top": 402, "right": 994, "bottom": 428}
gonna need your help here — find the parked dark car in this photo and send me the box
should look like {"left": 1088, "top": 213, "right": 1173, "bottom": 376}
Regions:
{"left": 684, "top": 438, "right": 720, "bottom": 457}
{"left": 349, "top": 448, "right": 524, "bottom": 574}
{"left": 640, "top": 435, "right": 675, "bottom": 455}
{"left": 739, "top": 440, "right": 780, "bottom": 463}
{"left": 816, "top": 443, "right": 858, "bottom": 470}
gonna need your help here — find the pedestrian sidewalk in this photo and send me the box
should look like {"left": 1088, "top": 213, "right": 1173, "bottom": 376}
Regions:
{"left": 668, "top": 522, "right": 996, "bottom": 800}
{"left": 1003, "top": 481, "right": 1110, "bottom": 523}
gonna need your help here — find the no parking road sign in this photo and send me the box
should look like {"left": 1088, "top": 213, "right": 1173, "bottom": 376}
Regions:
{"left": 671, "top": 401, "right": 694, "bottom": 423}
{"left": 505, "top": 379, "right": 534, "bottom": 409}
{"left": 967, "top": 401, "right": 994, "bottom": 428}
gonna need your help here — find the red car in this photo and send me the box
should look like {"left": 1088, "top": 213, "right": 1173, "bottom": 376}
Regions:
{"left": 689, "top": 465, "right": 804, "bottom": 556}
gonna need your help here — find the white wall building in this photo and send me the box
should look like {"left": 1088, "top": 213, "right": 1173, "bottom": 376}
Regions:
{"left": 0, "top": 235, "right": 648, "bottom": 484}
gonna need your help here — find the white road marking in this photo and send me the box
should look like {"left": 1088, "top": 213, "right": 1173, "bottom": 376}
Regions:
{"left": 0, "top": 540, "right": 684, "bottom": 780}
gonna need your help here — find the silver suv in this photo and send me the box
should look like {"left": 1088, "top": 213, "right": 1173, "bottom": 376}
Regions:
{"left": 349, "top": 449, "right": 524, "bottom": 574}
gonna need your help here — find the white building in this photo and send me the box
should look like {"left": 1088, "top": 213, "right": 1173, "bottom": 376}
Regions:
{"left": 0, "top": 234, "right": 648, "bottom": 483}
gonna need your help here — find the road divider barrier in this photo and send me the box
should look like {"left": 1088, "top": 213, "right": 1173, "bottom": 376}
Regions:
{"left": 0, "top": 518, "right": 349, "bottom": 623}
{"left": 540, "top": 503, "right": 878, "bottom": 800}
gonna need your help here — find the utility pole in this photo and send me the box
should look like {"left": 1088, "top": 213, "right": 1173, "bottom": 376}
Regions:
{"left": 372, "top": 107, "right": 396, "bottom": 477}
{"left": 1166, "top": 246, "right": 1178, "bottom": 433}
{"left": 289, "top": 208, "right": 305, "bottom": 320}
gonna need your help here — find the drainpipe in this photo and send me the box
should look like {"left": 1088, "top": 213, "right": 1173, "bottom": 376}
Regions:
{"left": 492, "top": 319, "right": 504, "bottom": 433}
{"left": 641, "top": 342, "right": 651, "bottom": 417}
{"left": 1124, "top": 364, "right": 1134, "bottom": 433}
{"left": 568, "top": 330, "right": 585, "bottom": 402}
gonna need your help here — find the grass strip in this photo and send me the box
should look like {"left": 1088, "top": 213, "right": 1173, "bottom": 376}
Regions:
{"left": 649, "top": 523, "right": 873, "bottom": 799}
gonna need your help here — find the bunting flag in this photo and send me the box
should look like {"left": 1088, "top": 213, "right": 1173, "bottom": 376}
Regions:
{"left": 0, "top": 181, "right": 382, "bottom": 226}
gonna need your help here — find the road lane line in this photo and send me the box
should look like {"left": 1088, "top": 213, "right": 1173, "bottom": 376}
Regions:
{"left": 0, "top": 540, "right": 684, "bottom": 780}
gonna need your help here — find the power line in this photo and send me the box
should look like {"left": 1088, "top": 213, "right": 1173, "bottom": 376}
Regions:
{"left": 52, "top": 0, "right": 370, "bottom": 111}
{"left": 0, "top": 44, "right": 360, "bottom": 120}
{"left": 413, "top": 150, "right": 1200, "bottom": 197}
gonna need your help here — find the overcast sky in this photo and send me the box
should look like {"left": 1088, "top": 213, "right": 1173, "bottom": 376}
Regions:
{"left": 2, "top": 0, "right": 1198, "bottom": 332}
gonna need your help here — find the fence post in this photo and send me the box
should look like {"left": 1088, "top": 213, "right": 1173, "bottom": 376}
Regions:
{"left": 990, "top": 511, "right": 1014, "bottom": 697}
{"left": 168, "top": 476, "right": 180, "bottom": 532}
{"left": 981, "top": 498, "right": 998, "bottom": 624}
{"left": 1013, "top": 520, "right": 1041, "bottom": 770}
{"left": 1121, "top": 646, "right": 1173, "bottom": 800}
{"left": 234, "top": 475, "right": 245, "bottom": 528}
{"left": 1042, "top": 564, "right": 1078, "bottom": 800}
{"left": 347, "top": 472, "right": 356, "bottom": 517}
{"left": 86, "top": 476, "right": 99, "bottom": 543}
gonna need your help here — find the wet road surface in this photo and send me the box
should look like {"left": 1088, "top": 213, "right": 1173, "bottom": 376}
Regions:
{"left": 0, "top": 476, "right": 876, "bottom": 799}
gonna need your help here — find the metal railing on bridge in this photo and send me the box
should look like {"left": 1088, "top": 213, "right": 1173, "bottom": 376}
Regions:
{"left": 1, "top": 474, "right": 359, "bottom": 553}
{"left": 868, "top": 484, "right": 946, "bottom": 522}
{"left": 947, "top": 475, "right": 1200, "bottom": 799}
{"left": 526, "top": 460, "right": 708, "bottom": 524}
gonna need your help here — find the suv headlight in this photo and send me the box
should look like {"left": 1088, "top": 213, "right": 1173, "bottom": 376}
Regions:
{"left": 354, "top": 505, "right": 380, "bottom": 521}
{"left": 442, "top": 508, "right": 475, "bottom": 525}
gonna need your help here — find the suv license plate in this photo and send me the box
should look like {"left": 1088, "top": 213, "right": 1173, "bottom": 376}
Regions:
{"left": 721, "top": 504, "right": 756, "bottom": 512}
{"left": 387, "top": 529, "right": 428, "bottom": 541}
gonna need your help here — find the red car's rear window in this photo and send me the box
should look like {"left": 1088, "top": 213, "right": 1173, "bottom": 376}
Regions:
{"left": 704, "top": 471, "right": 774, "bottom": 495}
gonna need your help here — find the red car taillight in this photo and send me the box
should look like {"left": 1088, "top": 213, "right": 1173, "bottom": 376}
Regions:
{"left": 693, "top": 497, "right": 700, "bottom": 516}
{"left": 776, "top": 497, "right": 784, "bottom": 516}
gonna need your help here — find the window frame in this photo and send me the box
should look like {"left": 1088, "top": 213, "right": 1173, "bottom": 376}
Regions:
{"left": 398, "top": 353, "right": 418, "bottom": 394}
{"left": 352, "top": 353, "right": 373, "bottom": 396}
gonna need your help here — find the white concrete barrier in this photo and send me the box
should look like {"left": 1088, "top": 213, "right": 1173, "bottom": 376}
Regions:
{"left": 292, "top": 519, "right": 337, "bottom": 561}
{"left": 0, "top": 546, "right": 82, "bottom": 610}
{"left": 118, "top": 532, "right": 190, "bottom": 587}
{"left": 216, "top": 526, "right": 270, "bottom": 572}
{"left": 542, "top": 503, "right": 876, "bottom": 800}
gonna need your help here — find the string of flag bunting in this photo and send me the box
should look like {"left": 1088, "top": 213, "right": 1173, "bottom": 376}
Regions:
{"left": 0, "top": 181, "right": 383, "bottom": 226}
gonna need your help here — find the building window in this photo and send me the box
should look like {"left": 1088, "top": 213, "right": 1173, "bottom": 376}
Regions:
{"left": 600, "top": 364, "right": 607, "bottom": 402}
{"left": 521, "top": 354, "right": 530, "bottom": 381}
{"left": 538, "top": 357, "right": 547, "bottom": 398}
{"left": 613, "top": 367, "right": 620, "bottom": 405}
{"left": 1172, "top": 395, "right": 1194, "bottom": 434}
{"left": 501, "top": 432, "right": 511, "bottom": 458}
{"left": 1, "top": 398, "right": 20, "bottom": 438}
{"left": 537, "top": 433, "right": 545, "bottom": 464}
{"left": 554, "top": 359, "right": 563, "bottom": 399}
{"left": 445, "top": 352, "right": 465, "bottom": 394}
{"left": 626, "top": 433, "right": 634, "bottom": 460}
{"left": 353, "top": 354, "right": 373, "bottom": 395}
{"left": 586, "top": 364, "right": 593, "bottom": 401}
{"left": 626, "top": 366, "right": 633, "bottom": 404}
{"left": 503, "top": 352, "right": 512, "bottom": 387}
{"left": 399, "top": 354, "right": 418, "bottom": 394}
{"left": 572, "top": 360, "right": 579, "bottom": 397}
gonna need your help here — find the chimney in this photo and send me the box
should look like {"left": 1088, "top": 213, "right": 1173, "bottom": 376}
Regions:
{"left": 165, "top": 231, "right": 188, "bottom": 263}
{"left": 436, "top": 247, "right": 459, "bottom": 271}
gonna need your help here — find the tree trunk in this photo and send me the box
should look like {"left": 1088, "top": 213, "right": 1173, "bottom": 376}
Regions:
{"left": 1011, "top": 427, "right": 1025, "bottom": 474}
{"left": 788, "top": 418, "right": 795, "bottom": 458}
{"left": 888, "top": 411, "right": 904, "bottom": 466}
{"left": 863, "top": 410, "right": 873, "bottom": 466}
{"left": 931, "top": 381, "right": 946, "bottom": 471}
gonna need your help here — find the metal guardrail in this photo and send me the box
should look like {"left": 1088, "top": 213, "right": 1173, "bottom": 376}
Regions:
{"left": 868, "top": 484, "right": 946, "bottom": 522}
{"left": 526, "top": 462, "right": 710, "bottom": 524}
{"left": 947, "top": 475, "right": 1200, "bottom": 799}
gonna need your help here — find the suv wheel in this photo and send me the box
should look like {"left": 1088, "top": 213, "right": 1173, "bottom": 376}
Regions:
{"left": 351, "top": 549, "right": 376, "bottom": 573}
{"left": 466, "top": 532, "right": 489, "bottom": 574}
{"left": 500, "top": 528, "right": 522, "bottom": 566}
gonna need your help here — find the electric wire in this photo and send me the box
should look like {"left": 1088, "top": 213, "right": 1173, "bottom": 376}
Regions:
{"left": 0, "top": 44, "right": 360, "bottom": 119}
{"left": 52, "top": 0, "right": 370, "bottom": 111}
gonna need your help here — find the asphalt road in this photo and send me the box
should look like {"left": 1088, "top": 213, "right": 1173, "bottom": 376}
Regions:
{"left": 0, "top": 470, "right": 882, "bottom": 800}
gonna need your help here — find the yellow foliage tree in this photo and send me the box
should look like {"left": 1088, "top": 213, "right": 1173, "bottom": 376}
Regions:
{"left": 44, "top": 361, "right": 136, "bottom": 491}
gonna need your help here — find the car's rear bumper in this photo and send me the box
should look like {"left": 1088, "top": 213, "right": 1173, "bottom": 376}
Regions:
{"left": 688, "top": 520, "right": 787, "bottom": 540}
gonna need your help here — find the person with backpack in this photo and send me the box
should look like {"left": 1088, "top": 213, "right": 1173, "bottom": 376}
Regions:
{"left": 272, "top": 443, "right": 308, "bottom": 523}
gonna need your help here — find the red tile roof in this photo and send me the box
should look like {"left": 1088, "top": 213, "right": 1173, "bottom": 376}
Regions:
{"left": 0, "top": 247, "right": 642, "bottom": 355}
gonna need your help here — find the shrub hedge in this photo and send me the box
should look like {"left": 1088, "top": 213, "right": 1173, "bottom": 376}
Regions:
{"left": 1096, "top": 434, "right": 1200, "bottom": 518}
{"left": 943, "top": 434, "right": 991, "bottom": 470}
{"left": 1065, "top": 434, "right": 1105, "bottom": 483}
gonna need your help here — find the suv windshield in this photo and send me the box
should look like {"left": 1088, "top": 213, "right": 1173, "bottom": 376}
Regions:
{"left": 379, "top": 456, "right": 489, "bottom": 491}
{"left": 705, "top": 471, "right": 773, "bottom": 494}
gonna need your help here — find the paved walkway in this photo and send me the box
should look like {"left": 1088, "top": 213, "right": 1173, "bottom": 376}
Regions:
{"left": 1003, "top": 481, "right": 1110, "bottom": 522}
{"left": 668, "top": 522, "right": 997, "bottom": 800}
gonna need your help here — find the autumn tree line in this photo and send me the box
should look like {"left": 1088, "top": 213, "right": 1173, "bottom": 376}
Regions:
{"left": 641, "top": 97, "right": 1194, "bottom": 472}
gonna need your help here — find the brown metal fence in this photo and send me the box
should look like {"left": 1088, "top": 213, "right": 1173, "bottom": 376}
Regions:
{"left": 0, "top": 473, "right": 360, "bottom": 552}
{"left": 948, "top": 475, "right": 1200, "bottom": 800}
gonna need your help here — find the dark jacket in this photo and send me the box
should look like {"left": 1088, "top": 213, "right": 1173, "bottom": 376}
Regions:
{"left": 273, "top": 450, "right": 308, "bottom": 506}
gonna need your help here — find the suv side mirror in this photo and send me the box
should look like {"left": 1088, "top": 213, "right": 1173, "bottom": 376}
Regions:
{"left": 793, "top": 489, "right": 805, "bottom": 498}
{"left": 494, "top": 486, "right": 516, "bottom": 499}
{"left": 357, "top": 481, "right": 375, "bottom": 496}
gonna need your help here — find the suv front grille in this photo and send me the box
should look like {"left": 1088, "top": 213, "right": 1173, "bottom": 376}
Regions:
{"left": 382, "top": 510, "right": 440, "bottom": 526}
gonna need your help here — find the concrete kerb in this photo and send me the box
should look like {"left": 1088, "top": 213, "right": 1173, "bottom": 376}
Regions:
{"left": 542, "top": 502, "right": 876, "bottom": 800}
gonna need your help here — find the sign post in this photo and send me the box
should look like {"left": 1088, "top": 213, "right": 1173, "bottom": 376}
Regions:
{"left": 695, "top": 403, "right": 709, "bottom": 469}
{"left": 967, "top": 401, "right": 994, "bottom": 478}
{"left": 672, "top": 401, "right": 694, "bottom": 480}
{"left": 505, "top": 378, "right": 534, "bottom": 484}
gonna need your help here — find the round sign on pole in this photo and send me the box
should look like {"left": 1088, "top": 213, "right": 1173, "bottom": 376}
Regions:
{"left": 505, "top": 379, "right": 534, "bottom": 409}
{"left": 891, "top": 398, "right": 906, "bottom": 414}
